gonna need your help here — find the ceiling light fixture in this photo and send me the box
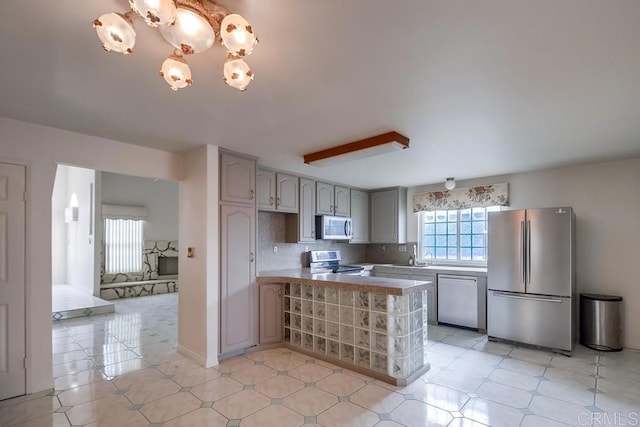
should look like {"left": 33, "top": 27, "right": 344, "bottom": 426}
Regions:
{"left": 93, "top": 0, "right": 258, "bottom": 91}
{"left": 444, "top": 177, "right": 456, "bottom": 190}
{"left": 303, "top": 131, "right": 410, "bottom": 167}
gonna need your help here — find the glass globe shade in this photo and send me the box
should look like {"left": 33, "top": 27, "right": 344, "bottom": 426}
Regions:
{"left": 159, "top": 8, "right": 215, "bottom": 54}
{"left": 220, "top": 14, "right": 257, "bottom": 57}
{"left": 223, "top": 56, "right": 254, "bottom": 91}
{"left": 129, "top": 0, "right": 176, "bottom": 27}
{"left": 445, "top": 178, "right": 456, "bottom": 190}
{"left": 159, "top": 55, "right": 192, "bottom": 91}
{"left": 93, "top": 13, "right": 136, "bottom": 54}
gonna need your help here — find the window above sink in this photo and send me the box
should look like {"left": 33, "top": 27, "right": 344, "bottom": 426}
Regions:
{"left": 418, "top": 206, "right": 501, "bottom": 265}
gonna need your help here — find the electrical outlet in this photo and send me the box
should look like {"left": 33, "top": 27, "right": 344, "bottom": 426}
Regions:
{"left": 273, "top": 245, "right": 278, "bottom": 254}
{"left": 304, "top": 245, "right": 309, "bottom": 252}
{"left": 398, "top": 244, "right": 407, "bottom": 252}
{"left": 381, "top": 245, "right": 386, "bottom": 251}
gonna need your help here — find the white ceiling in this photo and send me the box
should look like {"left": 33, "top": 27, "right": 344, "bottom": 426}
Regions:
{"left": 2, "top": 0, "right": 640, "bottom": 189}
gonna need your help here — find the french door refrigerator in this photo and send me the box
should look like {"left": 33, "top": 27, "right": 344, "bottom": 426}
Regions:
{"left": 487, "top": 207, "right": 575, "bottom": 354}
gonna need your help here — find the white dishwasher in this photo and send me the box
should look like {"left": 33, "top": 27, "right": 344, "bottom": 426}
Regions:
{"left": 437, "top": 275, "right": 478, "bottom": 329}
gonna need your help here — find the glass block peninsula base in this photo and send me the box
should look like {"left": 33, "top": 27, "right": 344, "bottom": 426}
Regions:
{"left": 282, "top": 281, "right": 431, "bottom": 385}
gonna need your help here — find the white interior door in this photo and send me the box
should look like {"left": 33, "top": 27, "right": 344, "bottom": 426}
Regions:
{"left": 0, "top": 162, "right": 26, "bottom": 400}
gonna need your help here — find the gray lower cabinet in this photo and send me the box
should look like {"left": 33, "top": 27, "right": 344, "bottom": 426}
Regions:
{"left": 411, "top": 273, "right": 437, "bottom": 324}
{"left": 259, "top": 284, "right": 283, "bottom": 344}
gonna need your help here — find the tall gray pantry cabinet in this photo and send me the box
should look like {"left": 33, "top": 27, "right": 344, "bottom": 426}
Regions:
{"left": 219, "top": 150, "right": 258, "bottom": 355}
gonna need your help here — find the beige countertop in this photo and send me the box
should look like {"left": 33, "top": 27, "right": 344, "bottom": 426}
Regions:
{"left": 257, "top": 268, "right": 431, "bottom": 295}
{"left": 373, "top": 264, "right": 487, "bottom": 276}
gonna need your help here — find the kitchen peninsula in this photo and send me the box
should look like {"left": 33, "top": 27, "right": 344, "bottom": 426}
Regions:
{"left": 257, "top": 270, "right": 432, "bottom": 385}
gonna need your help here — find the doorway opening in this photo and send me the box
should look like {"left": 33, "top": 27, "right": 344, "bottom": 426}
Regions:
{"left": 51, "top": 166, "right": 179, "bottom": 315}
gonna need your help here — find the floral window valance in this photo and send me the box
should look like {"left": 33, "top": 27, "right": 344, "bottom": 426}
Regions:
{"left": 413, "top": 183, "right": 509, "bottom": 212}
{"left": 102, "top": 204, "right": 148, "bottom": 220}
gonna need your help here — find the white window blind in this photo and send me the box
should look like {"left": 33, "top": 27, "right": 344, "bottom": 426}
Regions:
{"left": 104, "top": 218, "right": 144, "bottom": 274}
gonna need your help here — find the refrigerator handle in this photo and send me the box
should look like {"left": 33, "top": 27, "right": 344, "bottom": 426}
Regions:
{"left": 492, "top": 291, "right": 563, "bottom": 304}
{"left": 520, "top": 221, "right": 526, "bottom": 284}
{"left": 526, "top": 220, "right": 531, "bottom": 284}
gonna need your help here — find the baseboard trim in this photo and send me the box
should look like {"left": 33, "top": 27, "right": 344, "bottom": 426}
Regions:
{"left": 177, "top": 345, "right": 207, "bottom": 366}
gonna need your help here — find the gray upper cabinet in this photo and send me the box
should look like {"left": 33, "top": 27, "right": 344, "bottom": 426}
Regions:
{"left": 316, "top": 182, "right": 350, "bottom": 216}
{"left": 370, "top": 187, "right": 407, "bottom": 244}
{"left": 276, "top": 173, "right": 299, "bottom": 213}
{"left": 285, "top": 178, "right": 316, "bottom": 243}
{"left": 299, "top": 178, "right": 316, "bottom": 242}
{"left": 334, "top": 185, "right": 351, "bottom": 217}
{"left": 286, "top": 177, "right": 316, "bottom": 243}
{"left": 350, "top": 189, "right": 369, "bottom": 243}
{"left": 316, "top": 182, "right": 334, "bottom": 215}
{"left": 257, "top": 169, "right": 276, "bottom": 210}
{"left": 220, "top": 152, "right": 256, "bottom": 204}
{"left": 257, "top": 169, "right": 298, "bottom": 213}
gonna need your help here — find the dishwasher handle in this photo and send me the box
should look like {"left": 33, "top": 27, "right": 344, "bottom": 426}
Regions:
{"left": 438, "top": 275, "right": 478, "bottom": 283}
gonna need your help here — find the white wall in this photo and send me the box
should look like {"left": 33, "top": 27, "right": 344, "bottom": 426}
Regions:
{"left": 52, "top": 165, "right": 97, "bottom": 294}
{"left": 0, "top": 117, "right": 182, "bottom": 394}
{"left": 64, "top": 166, "right": 96, "bottom": 295}
{"left": 177, "top": 145, "right": 219, "bottom": 367}
{"left": 407, "top": 157, "right": 640, "bottom": 349}
{"left": 51, "top": 166, "right": 67, "bottom": 284}
{"left": 101, "top": 172, "right": 178, "bottom": 241}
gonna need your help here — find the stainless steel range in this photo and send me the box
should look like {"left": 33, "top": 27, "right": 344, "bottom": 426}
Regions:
{"left": 309, "top": 250, "right": 364, "bottom": 275}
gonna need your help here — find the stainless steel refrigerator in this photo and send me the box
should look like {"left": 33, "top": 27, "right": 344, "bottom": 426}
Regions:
{"left": 487, "top": 207, "right": 575, "bottom": 354}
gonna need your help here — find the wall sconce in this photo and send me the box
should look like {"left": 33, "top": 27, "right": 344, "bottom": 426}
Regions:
{"left": 65, "top": 193, "right": 79, "bottom": 223}
{"left": 303, "top": 131, "right": 409, "bottom": 167}
{"left": 444, "top": 177, "right": 456, "bottom": 190}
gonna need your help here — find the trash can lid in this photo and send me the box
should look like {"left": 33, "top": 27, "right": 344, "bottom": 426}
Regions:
{"left": 581, "top": 293, "right": 623, "bottom": 302}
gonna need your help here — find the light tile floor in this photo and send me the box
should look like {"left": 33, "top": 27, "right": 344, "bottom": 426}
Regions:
{"left": 52, "top": 285, "right": 114, "bottom": 320}
{"left": 3, "top": 292, "right": 640, "bottom": 426}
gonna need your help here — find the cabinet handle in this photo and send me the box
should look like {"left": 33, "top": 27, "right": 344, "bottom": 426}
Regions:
{"left": 277, "top": 197, "right": 281, "bottom": 207}
{"left": 250, "top": 189, "right": 255, "bottom": 200}
{"left": 249, "top": 252, "right": 255, "bottom": 262}
{"left": 269, "top": 196, "right": 274, "bottom": 206}
{"left": 311, "top": 230, "right": 315, "bottom": 237}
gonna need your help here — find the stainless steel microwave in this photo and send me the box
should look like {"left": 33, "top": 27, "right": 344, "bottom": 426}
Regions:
{"left": 315, "top": 215, "right": 353, "bottom": 240}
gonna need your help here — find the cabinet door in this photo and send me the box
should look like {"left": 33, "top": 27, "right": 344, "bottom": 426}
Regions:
{"left": 276, "top": 173, "right": 299, "bottom": 213}
{"left": 411, "top": 273, "right": 437, "bottom": 324}
{"left": 259, "top": 284, "right": 283, "bottom": 344}
{"left": 316, "top": 182, "right": 334, "bottom": 215}
{"left": 220, "top": 205, "right": 257, "bottom": 354}
{"left": 299, "top": 178, "right": 316, "bottom": 242}
{"left": 257, "top": 169, "right": 276, "bottom": 211}
{"left": 370, "top": 189, "right": 398, "bottom": 243}
{"left": 350, "top": 189, "right": 369, "bottom": 243}
{"left": 334, "top": 185, "right": 351, "bottom": 217}
{"left": 220, "top": 152, "right": 256, "bottom": 204}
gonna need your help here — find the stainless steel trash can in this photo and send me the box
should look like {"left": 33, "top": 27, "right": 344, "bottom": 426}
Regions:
{"left": 580, "top": 293, "right": 623, "bottom": 351}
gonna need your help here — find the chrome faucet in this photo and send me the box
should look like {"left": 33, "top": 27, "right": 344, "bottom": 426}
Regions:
{"left": 423, "top": 252, "right": 434, "bottom": 266}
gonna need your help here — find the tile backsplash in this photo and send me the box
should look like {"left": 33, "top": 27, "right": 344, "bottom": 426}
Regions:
{"left": 258, "top": 212, "right": 366, "bottom": 271}
{"left": 257, "top": 211, "right": 417, "bottom": 271}
{"left": 365, "top": 242, "right": 418, "bottom": 265}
